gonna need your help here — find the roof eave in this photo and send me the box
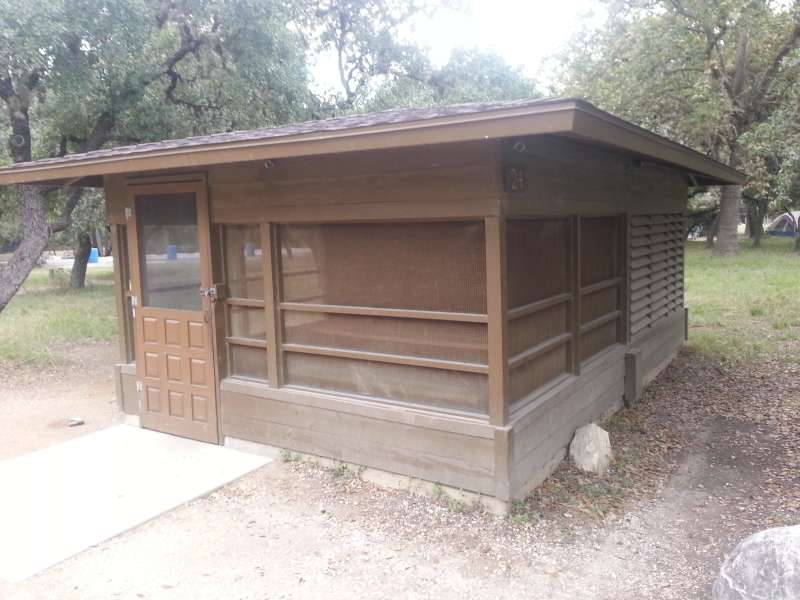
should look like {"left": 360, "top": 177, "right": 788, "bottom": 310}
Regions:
{"left": 0, "top": 101, "right": 580, "bottom": 186}
{"left": 0, "top": 99, "right": 745, "bottom": 187}
{"left": 570, "top": 102, "right": 745, "bottom": 185}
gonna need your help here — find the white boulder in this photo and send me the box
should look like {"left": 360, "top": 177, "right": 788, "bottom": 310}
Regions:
{"left": 569, "top": 423, "right": 612, "bottom": 475}
{"left": 713, "top": 525, "right": 800, "bottom": 600}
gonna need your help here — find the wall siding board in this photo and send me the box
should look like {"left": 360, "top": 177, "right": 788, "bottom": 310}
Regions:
{"left": 221, "top": 389, "right": 496, "bottom": 494}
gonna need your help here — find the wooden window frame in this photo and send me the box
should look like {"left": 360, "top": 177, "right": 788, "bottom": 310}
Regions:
{"left": 272, "top": 220, "right": 491, "bottom": 417}
{"left": 220, "top": 223, "right": 270, "bottom": 382}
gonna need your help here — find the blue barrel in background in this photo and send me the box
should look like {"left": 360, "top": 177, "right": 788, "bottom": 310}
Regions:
{"left": 166, "top": 244, "right": 178, "bottom": 260}
{"left": 88, "top": 247, "right": 99, "bottom": 263}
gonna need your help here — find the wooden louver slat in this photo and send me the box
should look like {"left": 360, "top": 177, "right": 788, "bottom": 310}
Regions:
{"left": 628, "top": 212, "right": 685, "bottom": 339}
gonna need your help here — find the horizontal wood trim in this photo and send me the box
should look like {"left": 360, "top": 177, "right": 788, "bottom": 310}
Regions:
{"left": 212, "top": 197, "right": 502, "bottom": 223}
{"left": 282, "top": 343, "right": 489, "bottom": 374}
{"left": 226, "top": 336, "right": 268, "bottom": 349}
{"left": 225, "top": 298, "right": 265, "bottom": 308}
{"left": 580, "top": 310, "right": 621, "bottom": 335}
{"left": 218, "top": 377, "right": 494, "bottom": 437}
{"left": 508, "top": 293, "right": 572, "bottom": 321}
{"left": 579, "top": 277, "right": 621, "bottom": 296}
{"left": 279, "top": 302, "right": 488, "bottom": 323}
{"left": 508, "top": 332, "right": 572, "bottom": 370}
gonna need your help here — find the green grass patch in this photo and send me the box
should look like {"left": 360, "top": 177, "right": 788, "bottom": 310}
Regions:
{"left": 0, "top": 267, "right": 118, "bottom": 366}
{"left": 685, "top": 237, "right": 800, "bottom": 362}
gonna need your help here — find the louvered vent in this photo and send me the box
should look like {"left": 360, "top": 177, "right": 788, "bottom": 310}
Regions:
{"left": 629, "top": 213, "right": 685, "bottom": 338}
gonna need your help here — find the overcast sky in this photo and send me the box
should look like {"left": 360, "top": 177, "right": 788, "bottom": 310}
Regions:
{"left": 311, "top": 0, "right": 608, "bottom": 95}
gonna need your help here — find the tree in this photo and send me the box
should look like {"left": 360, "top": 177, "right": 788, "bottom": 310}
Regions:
{"left": 0, "top": 0, "right": 312, "bottom": 313}
{"left": 558, "top": 0, "right": 800, "bottom": 255}
{"left": 303, "top": 0, "right": 435, "bottom": 110}
{"left": 367, "top": 48, "right": 541, "bottom": 111}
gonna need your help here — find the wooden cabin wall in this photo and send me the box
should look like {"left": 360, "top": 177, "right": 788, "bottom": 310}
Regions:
{"left": 498, "top": 134, "right": 688, "bottom": 500}
{"left": 205, "top": 140, "right": 501, "bottom": 223}
{"left": 208, "top": 140, "right": 501, "bottom": 496}
{"left": 105, "top": 133, "right": 691, "bottom": 502}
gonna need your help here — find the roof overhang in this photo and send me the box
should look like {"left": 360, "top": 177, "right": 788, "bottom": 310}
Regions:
{"left": 0, "top": 99, "right": 744, "bottom": 187}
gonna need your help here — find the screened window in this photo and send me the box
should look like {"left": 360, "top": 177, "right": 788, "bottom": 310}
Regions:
{"left": 278, "top": 221, "right": 489, "bottom": 415}
{"left": 506, "top": 218, "right": 574, "bottom": 406}
{"left": 223, "top": 225, "right": 267, "bottom": 381}
{"left": 506, "top": 215, "right": 625, "bottom": 408}
{"left": 579, "top": 217, "right": 623, "bottom": 362}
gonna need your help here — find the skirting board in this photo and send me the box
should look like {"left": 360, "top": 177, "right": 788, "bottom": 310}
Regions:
{"left": 224, "top": 435, "right": 510, "bottom": 516}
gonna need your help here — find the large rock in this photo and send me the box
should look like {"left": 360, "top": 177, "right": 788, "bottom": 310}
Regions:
{"left": 569, "top": 423, "right": 612, "bottom": 475}
{"left": 713, "top": 526, "right": 800, "bottom": 600}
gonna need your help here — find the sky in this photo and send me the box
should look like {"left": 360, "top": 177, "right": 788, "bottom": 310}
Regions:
{"left": 311, "top": 0, "right": 608, "bottom": 95}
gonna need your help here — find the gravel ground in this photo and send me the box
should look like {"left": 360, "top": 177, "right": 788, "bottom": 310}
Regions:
{"left": 3, "top": 348, "right": 799, "bottom": 599}
{"left": 0, "top": 342, "right": 118, "bottom": 460}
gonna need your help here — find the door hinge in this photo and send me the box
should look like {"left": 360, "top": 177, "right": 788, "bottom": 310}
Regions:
{"left": 200, "top": 286, "right": 218, "bottom": 300}
{"left": 124, "top": 207, "right": 133, "bottom": 220}
{"left": 135, "top": 380, "right": 143, "bottom": 392}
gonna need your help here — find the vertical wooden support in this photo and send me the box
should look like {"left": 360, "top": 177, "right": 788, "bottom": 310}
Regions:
{"left": 110, "top": 224, "right": 133, "bottom": 363}
{"left": 262, "top": 223, "right": 283, "bottom": 387}
{"left": 619, "top": 213, "right": 630, "bottom": 344}
{"left": 570, "top": 216, "right": 581, "bottom": 374}
{"left": 210, "top": 224, "right": 229, "bottom": 382}
{"left": 485, "top": 216, "right": 508, "bottom": 426}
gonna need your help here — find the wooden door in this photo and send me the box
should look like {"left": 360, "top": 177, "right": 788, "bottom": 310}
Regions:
{"left": 127, "top": 181, "right": 219, "bottom": 443}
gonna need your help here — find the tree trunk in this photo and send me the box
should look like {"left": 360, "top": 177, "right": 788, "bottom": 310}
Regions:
{"left": 750, "top": 200, "right": 767, "bottom": 248}
{"left": 0, "top": 186, "right": 50, "bottom": 312}
{"left": 715, "top": 184, "right": 742, "bottom": 256}
{"left": 70, "top": 232, "right": 92, "bottom": 289}
{"left": 705, "top": 212, "right": 720, "bottom": 248}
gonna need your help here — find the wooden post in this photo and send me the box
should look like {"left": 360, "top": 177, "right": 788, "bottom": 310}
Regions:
{"left": 110, "top": 224, "right": 133, "bottom": 363}
{"left": 262, "top": 223, "right": 283, "bottom": 387}
{"left": 485, "top": 216, "right": 508, "bottom": 426}
{"left": 570, "top": 216, "right": 581, "bottom": 374}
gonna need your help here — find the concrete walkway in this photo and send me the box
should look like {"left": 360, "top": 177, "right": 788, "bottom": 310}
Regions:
{"left": 0, "top": 425, "right": 269, "bottom": 584}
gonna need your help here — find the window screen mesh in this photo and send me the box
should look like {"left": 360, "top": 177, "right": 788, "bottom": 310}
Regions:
{"left": 278, "top": 221, "right": 488, "bottom": 415}
{"left": 284, "top": 311, "right": 487, "bottom": 364}
{"left": 279, "top": 222, "right": 487, "bottom": 313}
{"left": 224, "top": 225, "right": 263, "bottom": 300}
{"left": 506, "top": 218, "right": 573, "bottom": 405}
{"left": 507, "top": 218, "right": 571, "bottom": 309}
{"left": 509, "top": 344, "right": 569, "bottom": 404}
{"left": 579, "top": 216, "right": 623, "bottom": 362}
{"left": 285, "top": 353, "right": 488, "bottom": 414}
{"left": 580, "top": 216, "right": 619, "bottom": 287}
{"left": 223, "top": 224, "right": 267, "bottom": 382}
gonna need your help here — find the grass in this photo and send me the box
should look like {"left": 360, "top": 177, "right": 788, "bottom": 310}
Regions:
{"left": 685, "top": 237, "right": 800, "bottom": 362}
{"left": 0, "top": 267, "right": 118, "bottom": 366}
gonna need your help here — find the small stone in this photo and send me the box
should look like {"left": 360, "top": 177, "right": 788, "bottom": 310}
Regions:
{"left": 68, "top": 417, "right": 85, "bottom": 427}
{"left": 569, "top": 423, "right": 612, "bottom": 475}
{"left": 713, "top": 525, "right": 800, "bottom": 600}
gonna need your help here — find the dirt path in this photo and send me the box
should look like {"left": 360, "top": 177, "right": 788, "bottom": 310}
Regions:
{"left": 0, "top": 342, "right": 118, "bottom": 460}
{"left": 3, "top": 349, "right": 799, "bottom": 599}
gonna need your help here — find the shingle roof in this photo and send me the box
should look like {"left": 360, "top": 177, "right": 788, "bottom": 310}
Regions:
{"left": 0, "top": 97, "right": 745, "bottom": 186}
{"left": 8, "top": 98, "right": 554, "bottom": 170}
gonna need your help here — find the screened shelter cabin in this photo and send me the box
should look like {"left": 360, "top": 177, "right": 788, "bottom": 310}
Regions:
{"left": 0, "top": 99, "right": 743, "bottom": 502}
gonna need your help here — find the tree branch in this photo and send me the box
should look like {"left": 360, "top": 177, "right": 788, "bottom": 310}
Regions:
{"left": 47, "top": 187, "right": 85, "bottom": 234}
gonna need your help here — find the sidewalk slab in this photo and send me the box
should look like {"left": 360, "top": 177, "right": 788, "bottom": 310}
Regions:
{"left": 0, "top": 425, "right": 269, "bottom": 584}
